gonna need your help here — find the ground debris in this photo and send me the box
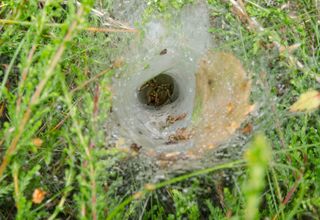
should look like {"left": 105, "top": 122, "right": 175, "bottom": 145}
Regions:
{"left": 166, "top": 128, "right": 192, "bottom": 144}
{"left": 166, "top": 112, "right": 187, "bottom": 126}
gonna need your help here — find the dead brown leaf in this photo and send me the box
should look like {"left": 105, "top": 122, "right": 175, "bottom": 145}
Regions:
{"left": 144, "top": 183, "right": 156, "bottom": 191}
{"left": 32, "top": 138, "right": 43, "bottom": 148}
{"left": 32, "top": 188, "right": 47, "bottom": 204}
{"left": 290, "top": 90, "right": 320, "bottom": 112}
{"left": 226, "top": 102, "right": 235, "bottom": 114}
{"left": 0, "top": 102, "right": 4, "bottom": 117}
{"left": 242, "top": 123, "right": 253, "bottom": 135}
{"left": 112, "top": 57, "right": 124, "bottom": 69}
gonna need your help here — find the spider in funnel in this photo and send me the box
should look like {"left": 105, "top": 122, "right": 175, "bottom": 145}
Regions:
{"left": 138, "top": 74, "right": 175, "bottom": 107}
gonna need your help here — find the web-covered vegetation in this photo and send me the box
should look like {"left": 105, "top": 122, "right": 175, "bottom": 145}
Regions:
{"left": 0, "top": 0, "right": 319, "bottom": 219}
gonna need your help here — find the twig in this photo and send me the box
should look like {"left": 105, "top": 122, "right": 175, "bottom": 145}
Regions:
{"left": 0, "top": 19, "right": 137, "bottom": 33}
{"left": 84, "top": 26, "right": 137, "bottom": 33}
{"left": 16, "top": 45, "right": 37, "bottom": 114}
{"left": 101, "top": 17, "right": 133, "bottom": 31}
{"left": 50, "top": 114, "right": 70, "bottom": 132}
{"left": 70, "top": 67, "right": 112, "bottom": 94}
{"left": 93, "top": 84, "right": 100, "bottom": 119}
{"left": 88, "top": 82, "right": 101, "bottom": 220}
{"left": 13, "top": 165, "right": 20, "bottom": 210}
{"left": 282, "top": 173, "right": 302, "bottom": 205}
{"left": 90, "top": 153, "right": 97, "bottom": 220}
{"left": 0, "top": 6, "right": 85, "bottom": 179}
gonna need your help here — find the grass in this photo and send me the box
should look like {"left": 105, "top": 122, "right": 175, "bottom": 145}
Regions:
{"left": 1, "top": 0, "right": 320, "bottom": 219}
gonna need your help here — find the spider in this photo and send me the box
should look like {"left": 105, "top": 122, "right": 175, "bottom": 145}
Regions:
{"left": 139, "top": 78, "right": 173, "bottom": 107}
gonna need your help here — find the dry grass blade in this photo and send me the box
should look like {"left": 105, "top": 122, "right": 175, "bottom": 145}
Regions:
{"left": 227, "top": 0, "right": 263, "bottom": 31}
{"left": 74, "top": 0, "right": 134, "bottom": 31}
{"left": 83, "top": 26, "right": 137, "bottom": 33}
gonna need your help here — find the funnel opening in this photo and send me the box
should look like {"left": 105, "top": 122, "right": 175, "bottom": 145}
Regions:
{"left": 137, "top": 73, "right": 179, "bottom": 108}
